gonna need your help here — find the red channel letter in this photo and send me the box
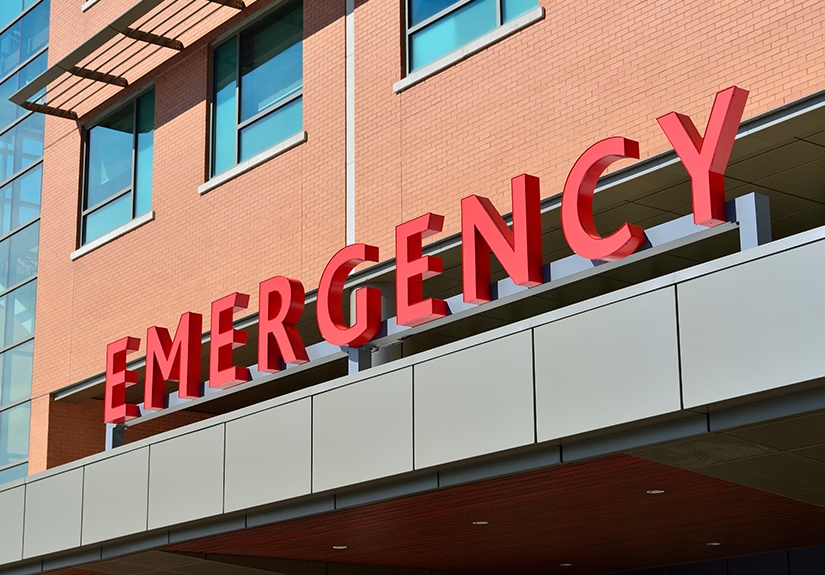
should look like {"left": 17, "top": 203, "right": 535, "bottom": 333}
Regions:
{"left": 561, "top": 137, "right": 646, "bottom": 262}
{"left": 144, "top": 312, "right": 203, "bottom": 410}
{"left": 461, "top": 174, "right": 543, "bottom": 304}
{"left": 258, "top": 276, "right": 308, "bottom": 372}
{"left": 396, "top": 213, "right": 448, "bottom": 327}
{"left": 104, "top": 336, "right": 140, "bottom": 425}
{"left": 209, "top": 292, "right": 251, "bottom": 390}
{"left": 657, "top": 86, "right": 749, "bottom": 227}
{"left": 317, "top": 243, "right": 381, "bottom": 347}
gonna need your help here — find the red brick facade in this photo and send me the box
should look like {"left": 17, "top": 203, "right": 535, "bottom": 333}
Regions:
{"left": 29, "top": 0, "right": 825, "bottom": 472}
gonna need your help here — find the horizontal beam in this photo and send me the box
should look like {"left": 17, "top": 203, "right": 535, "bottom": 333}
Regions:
{"left": 69, "top": 66, "right": 129, "bottom": 87}
{"left": 20, "top": 101, "right": 78, "bottom": 120}
{"left": 122, "top": 27, "right": 184, "bottom": 50}
{"left": 203, "top": 0, "right": 245, "bottom": 8}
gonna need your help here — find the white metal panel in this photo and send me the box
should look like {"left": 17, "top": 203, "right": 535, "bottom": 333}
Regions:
{"left": 679, "top": 238, "right": 825, "bottom": 408}
{"left": 534, "top": 287, "right": 682, "bottom": 441}
{"left": 23, "top": 468, "right": 84, "bottom": 558}
{"left": 82, "top": 447, "right": 149, "bottom": 544}
{"left": 148, "top": 425, "right": 225, "bottom": 529}
{"left": 313, "top": 368, "right": 413, "bottom": 492}
{"left": 0, "top": 486, "right": 24, "bottom": 564}
{"left": 413, "top": 331, "right": 535, "bottom": 469}
{"left": 225, "top": 398, "right": 312, "bottom": 512}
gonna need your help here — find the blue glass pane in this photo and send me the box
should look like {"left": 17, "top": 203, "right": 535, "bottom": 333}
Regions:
{"left": 0, "top": 52, "right": 47, "bottom": 131}
{"left": 0, "top": 114, "right": 43, "bottom": 182}
{"left": 0, "top": 401, "right": 30, "bottom": 466}
{"left": 0, "top": 340, "right": 33, "bottom": 406}
{"left": 212, "top": 39, "right": 237, "bottom": 175}
{"left": 0, "top": 3, "right": 23, "bottom": 34}
{"left": 134, "top": 90, "right": 154, "bottom": 217}
{"left": 1, "top": 279, "right": 35, "bottom": 347}
{"left": 0, "top": 220, "right": 38, "bottom": 291}
{"left": 0, "top": 0, "right": 48, "bottom": 81}
{"left": 83, "top": 192, "right": 131, "bottom": 245}
{"left": 0, "top": 164, "right": 41, "bottom": 236}
{"left": 86, "top": 105, "right": 133, "bottom": 209}
{"left": 0, "top": 461, "right": 26, "bottom": 485}
{"left": 409, "top": 0, "right": 496, "bottom": 70}
{"left": 239, "top": 96, "right": 301, "bottom": 161}
{"left": 409, "top": 0, "right": 461, "bottom": 26}
{"left": 502, "top": 0, "right": 536, "bottom": 21}
{"left": 239, "top": 4, "right": 302, "bottom": 122}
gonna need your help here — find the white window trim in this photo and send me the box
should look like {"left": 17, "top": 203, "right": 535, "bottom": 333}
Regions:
{"left": 394, "top": 6, "right": 544, "bottom": 94}
{"left": 198, "top": 131, "right": 307, "bottom": 195}
{"left": 70, "top": 211, "right": 154, "bottom": 261}
{"left": 81, "top": 0, "right": 102, "bottom": 11}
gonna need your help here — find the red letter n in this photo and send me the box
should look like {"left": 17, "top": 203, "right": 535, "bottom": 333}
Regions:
{"left": 145, "top": 312, "right": 203, "bottom": 411}
{"left": 461, "top": 174, "right": 543, "bottom": 304}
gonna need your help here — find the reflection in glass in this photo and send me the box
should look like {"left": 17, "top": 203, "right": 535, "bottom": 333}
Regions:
{"left": 502, "top": 0, "right": 534, "bottom": 21}
{"left": 134, "top": 91, "right": 154, "bottom": 217}
{"left": 82, "top": 89, "right": 154, "bottom": 245}
{"left": 0, "top": 220, "right": 37, "bottom": 291}
{"left": 239, "top": 4, "right": 302, "bottom": 121}
{"left": 0, "top": 164, "right": 40, "bottom": 237}
{"left": 86, "top": 105, "right": 134, "bottom": 210}
{"left": 240, "top": 97, "right": 302, "bottom": 161}
{"left": 0, "top": 114, "right": 44, "bottom": 182}
{"left": 0, "top": 279, "right": 36, "bottom": 349}
{"left": 0, "top": 0, "right": 49, "bottom": 81}
{"left": 83, "top": 193, "right": 130, "bottom": 245}
{"left": 409, "top": 0, "right": 460, "bottom": 26}
{"left": 212, "top": 39, "right": 237, "bottom": 176}
{"left": 0, "top": 401, "right": 29, "bottom": 467}
{"left": 410, "top": 0, "right": 496, "bottom": 70}
{"left": 0, "top": 340, "right": 33, "bottom": 406}
{"left": 211, "top": 2, "right": 303, "bottom": 176}
{"left": 0, "top": 460, "right": 26, "bottom": 484}
{"left": 0, "top": 51, "right": 47, "bottom": 131}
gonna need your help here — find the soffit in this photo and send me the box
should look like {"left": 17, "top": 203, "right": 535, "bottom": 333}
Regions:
{"left": 9, "top": 0, "right": 253, "bottom": 120}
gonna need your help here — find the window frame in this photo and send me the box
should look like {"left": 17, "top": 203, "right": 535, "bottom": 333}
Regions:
{"left": 208, "top": 0, "right": 304, "bottom": 179}
{"left": 404, "top": 0, "right": 534, "bottom": 74}
{"left": 79, "top": 84, "right": 154, "bottom": 248}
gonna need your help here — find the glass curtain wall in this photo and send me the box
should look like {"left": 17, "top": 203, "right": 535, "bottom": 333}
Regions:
{"left": 0, "top": 0, "right": 47, "bottom": 486}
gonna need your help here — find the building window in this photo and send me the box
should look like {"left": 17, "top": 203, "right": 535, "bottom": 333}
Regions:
{"left": 211, "top": 1, "right": 302, "bottom": 177}
{"left": 81, "top": 88, "right": 154, "bottom": 246}
{"left": 407, "top": 0, "right": 537, "bottom": 72}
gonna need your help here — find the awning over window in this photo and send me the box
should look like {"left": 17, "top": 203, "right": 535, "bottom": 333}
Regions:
{"left": 10, "top": 0, "right": 248, "bottom": 120}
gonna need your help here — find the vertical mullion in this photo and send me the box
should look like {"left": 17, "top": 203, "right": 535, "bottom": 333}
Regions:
{"left": 496, "top": 0, "right": 502, "bottom": 26}
{"left": 130, "top": 99, "right": 138, "bottom": 219}
{"left": 405, "top": 0, "right": 411, "bottom": 74}
{"left": 235, "top": 35, "right": 241, "bottom": 164}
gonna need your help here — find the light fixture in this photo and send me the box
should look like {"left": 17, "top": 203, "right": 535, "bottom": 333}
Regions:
{"left": 560, "top": 563, "right": 573, "bottom": 567}
{"left": 472, "top": 521, "right": 489, "bottom": 525}
{"left": 707, "top": 542, "right": 721, "bottom": 546}
{"left": 646, "top": 489, "right": 665, "bottom": 494}
{"left": 332, "top": 545, "right": 347, "bottom": 550}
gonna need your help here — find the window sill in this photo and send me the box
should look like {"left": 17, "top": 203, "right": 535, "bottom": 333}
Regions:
{"left": 81, "top": 0, "right": 101, "bottom": 11}
{"left": 199, "top": 131, "right": 307, "bottom": 196}
{"left": 70, "top": 211, "right": 155, "bottom": 261}
{"left": 393, "top": 6, "right": 545, "bottom": 94}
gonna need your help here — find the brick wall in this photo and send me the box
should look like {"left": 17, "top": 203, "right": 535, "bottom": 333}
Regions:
{"left": 30, "top": 0, "right": 825, "bottom": 471}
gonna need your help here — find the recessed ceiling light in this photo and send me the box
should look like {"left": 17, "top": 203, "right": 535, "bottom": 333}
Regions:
{"left": 560, "top": 563, "right": 573, "bottom": 567}
{"left": 707, "top": 542, "right": 721, "bottom": 546}
{"left": 332, "top": 545, "right": 347, "bottom": 550}
{"left": 646, "top": 489, "right": 665, "bottom": 494}
{"left": 472, "top": 521, "right": 489, "bottom": 525}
